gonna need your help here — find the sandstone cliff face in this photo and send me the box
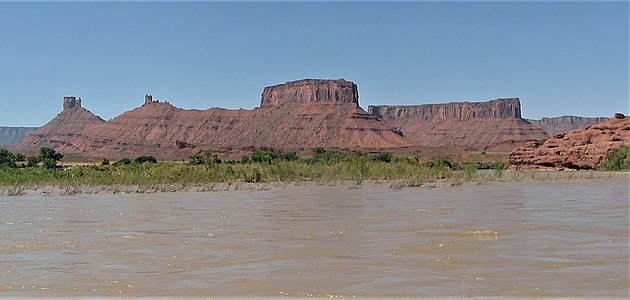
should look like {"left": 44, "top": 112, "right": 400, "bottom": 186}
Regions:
{"left": 12, "top": 81, "right": 410, "bottom": 159}
{"left": 260, "top": 79, "right": 359, "bottom": 107}
{"left": 527, "top": 116, "right": 608, "bottom": 136}
{"left": 0, "top": 127, "right": 39, "bottom": 146}
{"left": 368, "top": 98, "right": 548, "bottom": 151}
{"left": 369, "top": 98, "right": 521, "bottom": 121}
{"left": 509, "top": 115, "right": 630, "bottom": 170}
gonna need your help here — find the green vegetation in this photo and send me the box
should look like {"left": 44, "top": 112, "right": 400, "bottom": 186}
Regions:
{"left": 0, "top": 147, "right": 514, "bottom": 189}
{"left": 0, "top": 148, "right": 23, "bottom": 168}
{"left": 1, "top": 147, "right": 61, "bottom": 169}
{"left": 599, "top": 145, "right": 630, "bottom": 171}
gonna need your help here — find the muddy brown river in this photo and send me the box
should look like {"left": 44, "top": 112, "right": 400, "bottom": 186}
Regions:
{"left": 1, "top": 175, "right": 628, "bottom": 297}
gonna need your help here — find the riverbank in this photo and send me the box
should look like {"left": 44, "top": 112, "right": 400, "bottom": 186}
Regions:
{"left": 1, "top": 170, "right": 626, "bottom": 197}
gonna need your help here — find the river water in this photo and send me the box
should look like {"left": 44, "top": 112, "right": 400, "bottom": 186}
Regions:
{"left": 1, "top": 175, "right": 628, "bottom": 297}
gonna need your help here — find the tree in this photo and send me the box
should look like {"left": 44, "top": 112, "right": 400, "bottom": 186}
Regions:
{"left": 38, "top": 147, "right": 64, "bottom": 169}
{"left": 0, "top": 148, "right": 17, "bottom": 168}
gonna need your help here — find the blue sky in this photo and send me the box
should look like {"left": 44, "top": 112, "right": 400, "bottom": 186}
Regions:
{"left": 0, "top": 1, "right": 628, "bottom": 126}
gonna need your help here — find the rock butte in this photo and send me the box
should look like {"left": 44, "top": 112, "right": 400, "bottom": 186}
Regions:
{"left": 368, "top": 99, "right": 550, "bottom": 151}
{"left": 11, "top": 79, "right": 616, "bottom": 160}
{"left": 509, "top": 114, "right": 630, "bottom": 170}
{"left": 13, "top": 79, "right": 409, "bottom": 159}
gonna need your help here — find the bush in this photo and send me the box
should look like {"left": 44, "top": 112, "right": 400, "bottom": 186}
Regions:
{"left": 600, "top": 146, "right": 630, "bottom": 171}
{"left": 27, "top": 156, "right": 39, "bottom": 168}
{"left": 371, "top": 152, "right": 393, "bottom": 163}
{"left": 424, "top": 157, "right": 455, "bottom": 169}
{"left": 135, "top": 156, "right": 158, "bottom": 164}
{"left": 283, "top": 152, "right": 299, "bottom": 161}
{"left": 249, "top": 150, "right": 295, "bottom": 164}
{"left": 307, "top": 148, "right": 350, "bottom": 165}
{"left": 101, "top": 159, "right": 110, "bottom": 166}
{"left": 189, "top": 151, "right": 221, "bottom": 166}
{"left": 113, "top": 157, "right": 133, "bottom": 166}
{"left": 0, "top": 148, "right": 18, "bottom": 168}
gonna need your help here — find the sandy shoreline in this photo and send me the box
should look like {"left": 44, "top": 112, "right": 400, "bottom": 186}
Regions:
{"left": 1, "top": 171, "right": 627, "bottom": 197}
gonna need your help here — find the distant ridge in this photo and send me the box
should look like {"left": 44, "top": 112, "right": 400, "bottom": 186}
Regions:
{"left": 527, "top": 116, "right": 608, "bottom": 136}
{"left": 0, "top": 127, "right": 39, "bottom": 147}
{"left": 368, "top": 99, "right": 549, "bottom": 151}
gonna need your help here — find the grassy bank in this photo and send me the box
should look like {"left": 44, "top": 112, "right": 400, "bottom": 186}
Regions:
{"left": 3, "top": 147, "right": 626, "bottom": 195}
{"left": 0, "top": 149, "right": 508, "bottom": 189}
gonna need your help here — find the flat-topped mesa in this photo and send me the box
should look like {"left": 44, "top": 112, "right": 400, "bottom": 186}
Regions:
{"left": 260, "top": 79, "right": 359, "bottom": 107}
{"left": 63, "top": 96, "right": 82, "bottom": 110}
{"left": 369, "top": 98, "right": 521, "bottom": 121}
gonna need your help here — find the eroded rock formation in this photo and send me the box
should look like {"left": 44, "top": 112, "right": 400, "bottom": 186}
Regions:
{"left": 13, "top": 102, "right": 106, "bottom": 154}
{"left": 527, "top": 116, "right": 608, "bottom": 136}
{"left": 368, "top": 99, "right": 548, "bottom": 151}
{"left": 261, "top": 79, "right": 359, "bottom": 107}
{"left": 12, "top": 81, "right": 410, "bottom": 159}
{"left": 62, "top": 96, "right": 82, "bottom": 110}
{"left": 509, "top": 115, "right": 630, "bottom": 170}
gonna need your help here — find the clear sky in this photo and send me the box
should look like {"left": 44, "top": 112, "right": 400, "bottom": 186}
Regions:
{"left": 0, "top": 1, "right": 628, "bottom": 126}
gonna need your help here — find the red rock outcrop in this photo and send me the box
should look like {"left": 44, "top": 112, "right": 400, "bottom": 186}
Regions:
{"left": 509, "top": 115, "right": 630, "bottom": 170}
{"left": 368, "top": 99, "right": 549, "bottom": 151}
{"left": 261, "top": 79, "right": 359, "bottom": 107}
{"left": 62, "top": 96, "right": 82, "bottom": 110}
{"left": 527, "top": 116, "right": 608, "bottom": 136}
{"left": 12, "top": 80, "right": 411, "bottom": 159}
{"left": 12, "top": 101, "right": 105, "bottom": 154}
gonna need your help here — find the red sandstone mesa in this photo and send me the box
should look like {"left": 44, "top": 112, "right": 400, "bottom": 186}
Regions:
{"left": 509, "top": 114, "right": 630, "bottom": 170}
{"left": 13, "top": 79, "right": 410, "bottom": 159}
{"left": 16, "top": 79, "right": 603, "bottom": 159}
{"left": 368, "top": 98, "right": 549, "bottom": 151}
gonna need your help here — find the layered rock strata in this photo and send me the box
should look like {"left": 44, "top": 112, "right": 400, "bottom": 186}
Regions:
{"left": 13, "top": 102, "right": 106, "bottom": 153}
{"left": 368, "top": 98, "right": 549, "bottom": 151}
{"left": 261, "top": 79, "right": 359, "bottom": 107}
{"left": 13, "top": 80, "right": 410, "bottom": 159}
{"left": 527, "top": 116, "right": 608, "bottom": 136}
{"left": 509, "top": 115, "right": 630, "bottom": 170}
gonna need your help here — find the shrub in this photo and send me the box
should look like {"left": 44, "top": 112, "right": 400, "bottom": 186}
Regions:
{"left": 135, "top": 156, "right": 158, "bottom": 164}
{"left": 113, "top": 157, "right": 133, "bottom": 166}
{"left": 0, "top": 148, "right": 17, "bottom": 168}
{"left": 424, "top": 157, "right": 454, "bottom": 169}
{"left": 307, "top": 149, "right": 350, "bottom": 165}
{"left": 283, "top": 152, "right": 299, "bottom": 161}
{"left": 312, "top": 147, "right": 326, "bottom": 155}
{"left": 600, "top": 146, "right": 630, "bottom": 171}
{"left": 371, "top": 152, "right": 393, "bottom": 163}
{"left": 189, "top": 151, "right": 221, "bottom": 166}
{"left": 26, "top": 156, "right": 40, "bottom": 168}
{"left": 251, "top": 150, "right": 275, "bottom": 163}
